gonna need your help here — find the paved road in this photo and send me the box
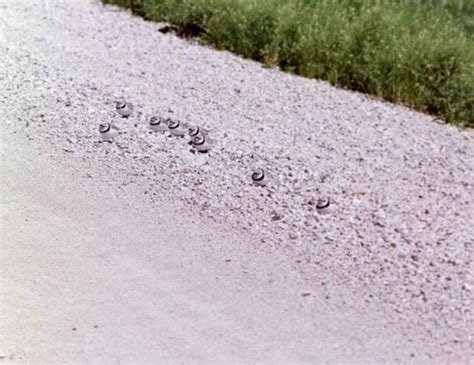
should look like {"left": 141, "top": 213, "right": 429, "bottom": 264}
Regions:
{"left": 0, "top": 104, "right": 411, "bottom": 364}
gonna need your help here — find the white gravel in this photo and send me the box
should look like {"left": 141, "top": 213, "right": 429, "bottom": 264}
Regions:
{"left": 1, "top": 0, "right": 473, "bottom": 362}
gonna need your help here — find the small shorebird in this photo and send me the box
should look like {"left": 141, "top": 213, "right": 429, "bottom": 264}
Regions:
{"left": 115, "top": 100, "right": 133, "bottom": 117}
{"left": 192, "top": 135, "right": 213, "bottom": 152}
{"left": 168, "top": 119, "right": 187, "bottom": 137}
{"left": 149, "top": 116, "right": 169, "bottom": 132}
{"left": 99, "top": 122, "right": 119, "bottom": 141}
{"left": 188, "top": 125, "right": 209, "bottom": 138}
{"left": 251, "top": 168, "right": 272, "bottom": 187}
{"left": 316, "top": 197, "right": 337, "bottom": 214}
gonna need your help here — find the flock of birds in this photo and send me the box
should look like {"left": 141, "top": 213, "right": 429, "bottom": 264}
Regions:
{"left": 98, "top": 99, "right": 337, "bottom": 215}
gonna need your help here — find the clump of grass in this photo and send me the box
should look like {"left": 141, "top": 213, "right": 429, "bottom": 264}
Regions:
{"left": 104, "top": 0, "right": 474, "bottom": 126}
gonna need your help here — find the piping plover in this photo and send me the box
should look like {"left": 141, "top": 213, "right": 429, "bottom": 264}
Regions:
{"left": 149, "top": 116, "right": 169, "bottom": 132}
{"left": 192, "top": 135, "right": 213, "bottom": 152}
{"left": 188, "top": 125, "right": 209, "bottom": 137}
{"left": 188, "top": 125, "right": 201, "bottom": 137}
{"left": 168, "top": 120, "right": 187, "bottom": 137}
{"left": 316, "top": 198, "right": 337, "bottom": 214}
{"left": 99, "top": 122, "right": 119, "bottom": 141}
{"left": 252, "top": 168, "right": 272, "bottom": 187}
{"left": 115, "top": 100, "right": 133, "bottom": 117}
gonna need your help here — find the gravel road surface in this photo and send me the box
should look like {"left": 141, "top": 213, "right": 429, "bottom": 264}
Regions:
{"left": 1, "top": 0, "right": 473, "bottom": 363}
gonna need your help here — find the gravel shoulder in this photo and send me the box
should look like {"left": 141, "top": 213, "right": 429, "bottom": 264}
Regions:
{"left": 0, "top": 0, "right": 473, "bottom": 362}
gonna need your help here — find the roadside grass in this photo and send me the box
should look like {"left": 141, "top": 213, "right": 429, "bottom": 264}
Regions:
{"left": 410, "top": 0, "right": 474, "bottom": 36}
{"left": 104, "top": 0, "right": 474, "bottom": 127}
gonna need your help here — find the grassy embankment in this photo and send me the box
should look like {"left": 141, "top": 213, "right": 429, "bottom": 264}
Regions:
{"left": 104, "top": 0, "right": 474, "bottom": 127}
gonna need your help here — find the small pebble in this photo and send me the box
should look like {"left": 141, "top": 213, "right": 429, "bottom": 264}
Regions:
{"left": 289, "top": 232, "right": 299, "bottom": 240}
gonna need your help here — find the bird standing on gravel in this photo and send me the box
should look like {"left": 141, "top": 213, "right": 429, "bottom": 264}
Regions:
{"left": 168, "top": 120, "right": 187, "bottom": 137}
{"left": 316, "top": 197, "right": 337, "bottom": 214}
{"left": 192, "top": 135, "right": 213, "bottom": 153}
{"left": 149, "top": 116, "right": 169, "bottom": 132}
{"left": 115, "top": 100, "right": 133, "bottom": 117}
{"left": 99, "top": 122, "right": 119, "bottom": 141}
{"left": 188, "top": 125, "right": 209, "bottom": 138}
{"left": 252, "top": 168, "right": 272, "bottom": 187}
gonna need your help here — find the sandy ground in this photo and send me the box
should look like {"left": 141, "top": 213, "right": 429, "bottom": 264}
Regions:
{"left": 0, "top": 0, "right": 473, "bottom": 363}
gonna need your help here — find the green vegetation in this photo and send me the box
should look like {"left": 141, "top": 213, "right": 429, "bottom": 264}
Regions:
{"left": 410, "top": 0, "right": 474, "bottom": 35}
{"left": 104, "top": 0, "right": 474, "bottom": 126}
